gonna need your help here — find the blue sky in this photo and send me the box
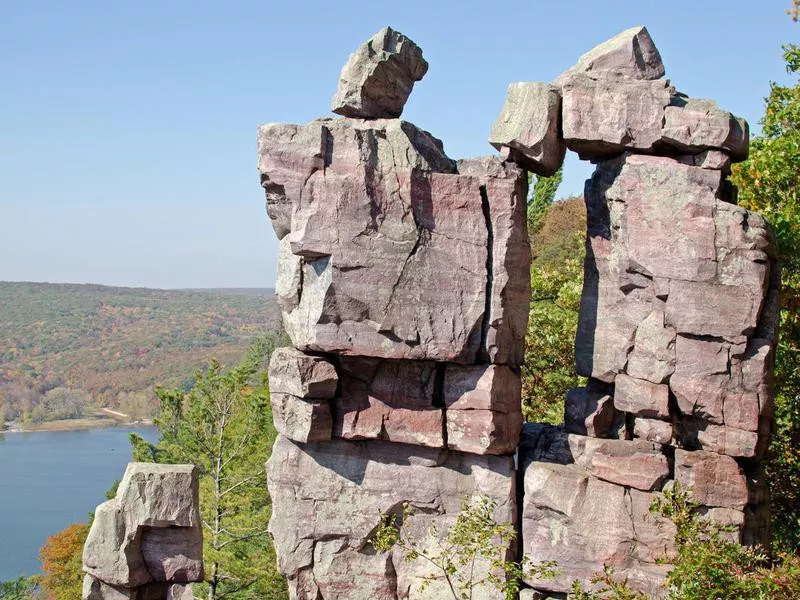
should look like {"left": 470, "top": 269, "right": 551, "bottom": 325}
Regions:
{"left": 0, "top": 1, "right": 797, "bottom": 288}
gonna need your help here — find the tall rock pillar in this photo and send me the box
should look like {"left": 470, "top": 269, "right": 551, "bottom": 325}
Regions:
{"left": 259, "top": 27, "right": 534, "bottom": 600}
{"left": 491, "top": 26, "right": 778, "bottom": 597}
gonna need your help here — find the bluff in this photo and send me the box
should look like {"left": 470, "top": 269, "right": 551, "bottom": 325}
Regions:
{"left": 81, "top": 24, "right": 779, "bottom": 600}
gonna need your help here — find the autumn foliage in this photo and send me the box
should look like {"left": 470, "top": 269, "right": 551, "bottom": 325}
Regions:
{"left": 39, "top": 523, "right": 88, "bottom": 600}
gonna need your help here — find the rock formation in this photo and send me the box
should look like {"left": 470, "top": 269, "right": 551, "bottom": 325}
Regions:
{"left": 491, "top": 25, "right": 776, "bottom": 596}
{"left": 81, "top": 463, "right": 203, "bottom": 600}
{"left": 332, "top": 26, "right": 428, "bottom": 119}
{"left": 255, "top": 23, "right": 777, "bottom": 600}
{"left": 260, "top": 26, "right": 528, "bottom": 599}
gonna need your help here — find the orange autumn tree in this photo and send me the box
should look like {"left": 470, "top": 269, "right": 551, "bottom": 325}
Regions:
{"left": 39, "top": 523, "right": 88, "bottom": 600}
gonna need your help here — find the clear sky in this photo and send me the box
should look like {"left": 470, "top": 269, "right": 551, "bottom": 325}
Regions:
{"left": 1, "top": 1, "right": 797, "bottom": 288}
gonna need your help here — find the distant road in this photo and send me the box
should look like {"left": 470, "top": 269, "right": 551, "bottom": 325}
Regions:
{"left": 101, "top": 408, "right": 129, "bottom": 418}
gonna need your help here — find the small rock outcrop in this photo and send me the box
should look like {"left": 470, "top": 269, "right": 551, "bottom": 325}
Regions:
{"left": 82, "top": 463, "right": 203, "bottom": 600}
{"left": 331, "top": 26, "right": 428, "bottom": 119}
{"left": 256, "top": 24, "right": 776, "bottom": 599}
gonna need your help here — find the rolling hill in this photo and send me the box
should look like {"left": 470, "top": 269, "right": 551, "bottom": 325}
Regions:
{"left": 0, "top": 282, "right": 281, "bottom": 425}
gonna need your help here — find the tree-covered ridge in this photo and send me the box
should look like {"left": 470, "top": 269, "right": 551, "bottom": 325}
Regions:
{"left": 0, "top": 282, "right": 280, "bottom": 423}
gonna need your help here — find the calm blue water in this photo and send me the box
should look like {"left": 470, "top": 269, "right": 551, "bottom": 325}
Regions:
{"left": 0, "top": 426, "right": 158, "bottom": 581}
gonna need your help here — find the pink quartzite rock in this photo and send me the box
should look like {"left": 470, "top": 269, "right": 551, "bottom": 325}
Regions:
{"left": 82, "top": 463, "right": 203, "bottom": 596}
{"left": 268, "top": 347, "right": 338, "bottom": 399}
{"left": 677, "top": 150, "right": 733, "bottom": 171}
{"left": 558, "top": 26, "right": 665, "bottom": 81}
{"left": 564, "top": 386, "right": 623, "bottom": 438}
{"left": 613, "top": 155, "right": 722, "bottom": 282}
{"left": 575, "top": 153, "right": 778, "bottom": 439}
{"left": 633, "top": 418, "right": 673, "bottom": 445}
{"left": 443, "top": 364, "right": 523, "bottom": 455}
{"left": 267, "top": 435, "right": 515, "bottom": 600}
{"left": 271, "top": 393, "right": 333, "bottom": 443}
{"left": 662, "top": 96, "right": 749, "bottom": 161}
{"left": 332, "top": 357, "right": 444, "bottom": 448}
{"left": 520, "top": 426, "right": 674, "bottom": 597}
{"left": 674, "top": 449, "right": 748, "bottom": 508}
{"left": 331, "top": 26, "right": 428, "bottom": 119}
{"left": 665, "top": 280, "right": 761, "bottom": 341}
{"left": 614, "top": 374, "right": 670, "bottom": 419}
{"left": 670, "top": 335, "right": 730, "bottom": 423}
{"left": 457, "top": 157, "right": 531, "bottom": 367}
{"left": 259, "top": 118, "right": 530, "bottom": 365}
{"left": 560, "top": 75, "right": 674, "bottom": 159}
{"left": 677, "top": 419, "right": 760, "bottom": 458}
{"left": 568, "top": 435, "right": 670, "bottom": 491}
{"left": 626, "top": 310, "right": 676, "bottom": 384}
{"left": 488, "top": 82, "right": 565, "bottom": 176}
{"left": 82, "top": 579, "right": 194, "bottom": 600}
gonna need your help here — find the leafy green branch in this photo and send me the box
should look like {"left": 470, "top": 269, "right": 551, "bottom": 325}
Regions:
{"left": 371, "top": 495, "right": 556, "bottom": 600}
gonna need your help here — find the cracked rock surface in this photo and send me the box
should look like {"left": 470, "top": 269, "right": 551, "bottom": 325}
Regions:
{"left": 82, "top": 464, "right": 203, "bottom": 599}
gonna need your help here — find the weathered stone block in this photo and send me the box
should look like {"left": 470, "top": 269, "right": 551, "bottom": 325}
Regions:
{"left": 633, "top": 418, "right": 673, "bottom": 445}
{"left": 662, "top": 96, "right": 749, "bottom": 161}
{"left": 267, "top": 435, "right": 515, "bottom": 600}
{"left": 268, "top": 347, "right": 338, "bottom": 399}
{"left": 558, "top": 26, "right": 665, "bottom": 81}
{"left": 443, "top": 364, "right": 522, "bottom": 455}
{"left": 670, "top": 335, "right": 729, "bottom": 423}
{"left": 561, "top": 75, "right": 673, "bottom": 159}
{"left": 665, "top": 280, "right": 761, "bottom": 341}
{"left": 457, "top": 157, "right": 531, "bottom": 367}
{"left": 677, "top": 419, "right": 760, "bottom": 458}
{"left": 260, "top": 119, "right": 529, "bottom": 365}
{"left": 626, "top": 310, "right": 676, "bottom": 384}
{"left": 83, "top": 464, "right": 203, "bottom": 592}
{"left": 271, "top": 393, "right": 332, "bottom": 443}
{"left": 521, "top": 463, "right": 673, "bottom": 596}
{"left": 333, "top": 357, "right": 444, "bottom": 448}
{"left": 614, "top": 374, "right": 670, "bottom": 419}
{"left": 674, "top": 449, "right": 748, "bottom": 508}
{"left": 569, "top": 436, "right": 670, "bottom": 491}
{"left": 332, "top": 26, "right": 428, "bottom": 119}
{"left": 564, "top": 386, "right": 623, "bottom": 438}
{"left": 522, "top": 426, "right": 669, "bottom": 492}
{"left": 488, "top": 82, "right": 565, "bottom": 176}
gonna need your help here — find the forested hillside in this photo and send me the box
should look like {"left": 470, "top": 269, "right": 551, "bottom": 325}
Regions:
{"left": 0, "top": 282, "right": 280, "bottom": 425}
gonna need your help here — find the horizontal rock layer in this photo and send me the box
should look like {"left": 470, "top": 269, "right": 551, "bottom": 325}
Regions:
{"left": 267, "top": 435, "right": 516, "bottom": 600}
{"left": 268, "top": 349, "right": 523, "bottom": 455}
{"left": 259, "top": 119, "right": 530, "bottom": 367}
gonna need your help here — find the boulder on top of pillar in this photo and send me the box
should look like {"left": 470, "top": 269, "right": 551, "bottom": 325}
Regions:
{"left": 558, "top": 25, "right": 665, "bottom": 81}
{"left": 488, "top": 82, "right": 565, "bottom": 176}
{"left": 331, "top": 26, "right": 428, "bottom": 119}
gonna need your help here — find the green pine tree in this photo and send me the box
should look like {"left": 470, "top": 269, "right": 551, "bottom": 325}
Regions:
{"left": 130, "top": 333, "right": 288, "bottom": 599}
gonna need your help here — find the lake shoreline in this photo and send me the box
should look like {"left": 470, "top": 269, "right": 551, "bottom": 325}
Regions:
{"left": 3, "top": 416, "right": 155, "bottom": 434}
{"left": 0, "top": 425, "right": 160, "bottom": 580}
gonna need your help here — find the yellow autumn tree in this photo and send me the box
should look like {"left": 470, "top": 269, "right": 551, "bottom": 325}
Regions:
{"left": 39, "top": 523, "right": 88, "bottom": 600}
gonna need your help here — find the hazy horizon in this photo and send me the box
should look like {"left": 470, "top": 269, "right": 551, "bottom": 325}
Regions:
{"left": 2, "top": 1, "right": 796, "bottom": 288}
{"left": 0, "top": 280, "right": 275, "bottom": 292}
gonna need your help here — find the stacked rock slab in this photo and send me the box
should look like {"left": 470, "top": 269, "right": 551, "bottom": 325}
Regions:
{"left": 81, "top": 463, "right": 203, "bottom": 600}
{"left": 490, "top": 26, "right": 777, "bottom": 597}
{"left": 260, "top": 27, "right": 529, "bottom": 599}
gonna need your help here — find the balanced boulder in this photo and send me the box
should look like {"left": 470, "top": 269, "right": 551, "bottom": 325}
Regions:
{"left": 332, "top": 26, "right": 427, "bottom": 119}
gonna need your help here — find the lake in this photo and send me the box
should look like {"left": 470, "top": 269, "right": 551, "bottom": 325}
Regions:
{"left": 0, "top": 425, "right": 158, "bottom": 581}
